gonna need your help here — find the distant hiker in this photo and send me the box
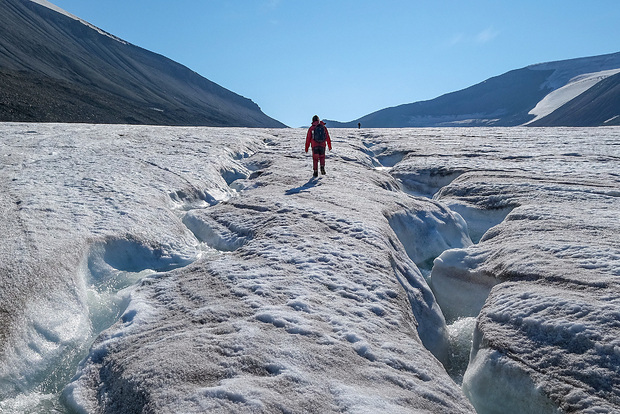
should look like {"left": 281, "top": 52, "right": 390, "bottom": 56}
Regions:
{"left": 305, "top": 115, "right": 332, "bottom": 177}
{"left": 358, "top": 122, "right": 361, "bottom": 129}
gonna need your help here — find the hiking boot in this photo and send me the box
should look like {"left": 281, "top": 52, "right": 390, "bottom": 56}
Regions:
{"left": 313, "top": 170, "right": 318, "bottom": 177}
{"left": 320, "top": 167, "right": 326, "bottom": 175}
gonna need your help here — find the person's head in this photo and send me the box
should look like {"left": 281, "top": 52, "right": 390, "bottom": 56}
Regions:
{"left": 312, "top": 115, "right": 319, "bottom": 123}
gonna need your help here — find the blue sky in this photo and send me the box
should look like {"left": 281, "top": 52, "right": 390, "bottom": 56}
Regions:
{"left": 51, "top": 0, "right": 620, "bottom": 127}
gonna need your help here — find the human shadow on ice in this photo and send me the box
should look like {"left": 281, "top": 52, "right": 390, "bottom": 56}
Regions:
{"left": 284, "top": 177, "right": 321, "bottom": 195}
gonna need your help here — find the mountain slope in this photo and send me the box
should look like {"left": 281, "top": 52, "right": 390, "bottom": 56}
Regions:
{"left": 329, "top": 67, "right": 554, "bottom": 128}
{"left": 0, "top": 0, "right": 285, "bottom": 127}
{"left": 327, "top": 52, "right": 620, "bottom": 128}
{"left": 529, "top": 71, "right": 620, "bottom": 126}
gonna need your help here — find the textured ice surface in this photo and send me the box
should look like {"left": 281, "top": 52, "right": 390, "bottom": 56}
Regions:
{"left": 526, "top": 68, "right": 620, "bottom": 124}
{"left": 0, "top": 124, "right": 474, "bottom": 413}
{"left": 358, "top": 127, "right": 620, "bottom": 412}
{"left": 1, "top": 124, "right": 618, "bottom": 413}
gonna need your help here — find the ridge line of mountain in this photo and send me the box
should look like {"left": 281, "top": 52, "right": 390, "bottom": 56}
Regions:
{"left": 326, "top": 51, "right": 620, "bottom": 128}
{"left": 0, "top": 0, "right": 286, "bottom": 127}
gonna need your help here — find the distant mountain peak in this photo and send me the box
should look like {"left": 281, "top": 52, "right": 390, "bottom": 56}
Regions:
{"left": 28, "top": 0, "right": 129, "bottom": 44}
{"left": 0, "top": 0, "right": 285, "bottom": 127}
{"left": 29, "top": 0, "right": 75, "bottom": 19}
{"left": 528, "top": 51, "right": 620, "bottom": 90}
{"left": 327, "top": 51, "right": 620, "bottom": 128}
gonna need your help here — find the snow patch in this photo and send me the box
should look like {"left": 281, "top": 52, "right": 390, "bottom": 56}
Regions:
{"left": 529, "top": 52, "right": 620, "bottom": 90}
{"left": 604, "top": 115, "right": 619, "bottom": 124}
{"left": 28, "top": 0, "right": 78, "bottom": 19}
{"left": 526, "top": 68, "right": 620, "bottom": 124}
{"left": 28, "top": 0, "right": 129, "bottom": 44}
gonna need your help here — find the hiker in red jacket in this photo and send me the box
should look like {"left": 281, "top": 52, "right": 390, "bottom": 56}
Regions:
{"left": 305, "top": 115, "right": 332, "bottom": 177}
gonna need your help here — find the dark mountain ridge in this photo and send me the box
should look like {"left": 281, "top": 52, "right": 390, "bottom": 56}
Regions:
{"left": 327, "top": 52, "right": 620, "bottom": 128}
{"left": 529, "top": 71, "right": 620, "bottom": 127}
{"left": 0, "top": 0, "right": 286, "bottom": 127}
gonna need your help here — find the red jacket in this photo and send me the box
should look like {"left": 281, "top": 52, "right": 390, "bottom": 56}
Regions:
{"left": 305, "top": 121, "right": 332, "bottom": 152}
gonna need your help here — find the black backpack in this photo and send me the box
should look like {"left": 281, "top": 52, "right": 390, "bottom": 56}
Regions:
{"left": 313, "top": 124, "right": 327, "bottom": 143}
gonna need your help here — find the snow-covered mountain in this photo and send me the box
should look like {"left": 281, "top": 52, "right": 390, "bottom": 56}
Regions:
{"left": 0, "top": 0, "right": 285, "bottom": 127}
{"left": 0, "top": 123, "right": 618, "bottom": 413}
{"left": 528, "top": 70, "right": 620, "bottom": 126}
{"left": 327, "top": 52, "right": 620, "bottom": 128}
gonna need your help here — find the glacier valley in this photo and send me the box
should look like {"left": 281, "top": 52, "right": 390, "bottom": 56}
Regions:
{"left": 0, "top": 124, "right": 618, "bottom": 413}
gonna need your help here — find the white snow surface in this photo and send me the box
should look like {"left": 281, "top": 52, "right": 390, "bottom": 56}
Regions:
{"left": 0, "top": 124, "right": 619, "bottom": 414}
{"left": 529, "top": 52, "right": 620, "bottom": 90}
{"left": 526, "top": 68, "right": 620, "bottom": 124}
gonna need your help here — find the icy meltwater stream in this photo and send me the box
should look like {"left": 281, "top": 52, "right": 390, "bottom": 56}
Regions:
{"left": 0, "top": 124, "right": 618, "bottom": 413}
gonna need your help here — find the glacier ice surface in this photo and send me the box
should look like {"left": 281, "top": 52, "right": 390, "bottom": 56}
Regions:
{"left": 0, "top": 124, "right": 618, "bottom": 413}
